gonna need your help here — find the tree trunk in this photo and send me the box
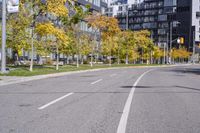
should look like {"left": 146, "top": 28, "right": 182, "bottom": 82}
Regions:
{"left": 109, "top": 49, "right": 112, "bottom": 66}
{"left": 67, "top": 55, "right": 69, "bottom": 64}
{"left": 91, "top": 54, "right": 93, "bottom": 67}
{"left": 146, "top": 59, "right": 149, "bottom": 65}
{"left": 29, "top": 28, "right": 34, "bottom": 72}
{"left": 117, "top": 49, "right": 120, "bottom": 65}
{"left": 13, "top": 51, "right": 19, "bottom": 66}
{"left": 125, "top": 52, "right": 129, "bottom": 65}
{"left": 76, "top": 38, "right": 80, "bottom": 68}
{"left": 76, "top": 54, "right": 79, "bottom": 68}
{"left": 56, "top": 45, "right": 59, "bottom": 70}
{"left": 81, "top": 55, "right": 84, "bottom": 64}
{"left": 91, "top": 40, "right": 94, "bottom": 67}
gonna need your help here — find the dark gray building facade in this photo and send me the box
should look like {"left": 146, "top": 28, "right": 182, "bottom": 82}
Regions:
{"left": 117, "top": 0, "right": 199, "bottom": 51}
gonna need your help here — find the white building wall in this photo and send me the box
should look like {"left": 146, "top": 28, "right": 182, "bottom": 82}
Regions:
{"left": 128, "top": 0, "right": 143, "bottom": 5}
{"left": 106, "top": 0, "right": 131, "bottom": 17}
{"left": 192, "top": 0, "right": 200, "bottom": 42}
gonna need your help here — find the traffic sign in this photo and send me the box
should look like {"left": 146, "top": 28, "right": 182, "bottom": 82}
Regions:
{"left": 7, "top": 0, "right": 19, "bottom": 13}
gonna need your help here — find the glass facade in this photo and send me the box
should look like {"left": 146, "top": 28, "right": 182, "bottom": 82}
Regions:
{"left": 84, "top": 0, "right": 101, "bottom": 7}
{"left": 77, "top": 0, "right": 107, "bottom": 32}
{"left": 164, "top": 0, "right": 177, "bottom": 7}
{"left": 116, "top": 0, "right": 194, "bottom": 50}
{"left": 117, "top": 0, "right": 180, "bottom": 47}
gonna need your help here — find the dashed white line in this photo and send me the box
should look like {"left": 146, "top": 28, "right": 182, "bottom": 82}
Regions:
{"left": 116, "top": 69, "right": 154, "bottom": 133}
{"left": 110, "top": 74, "right": 117, "bottom": 77}
{"left": 38, "top": 92, "right": 74, "bottom": 110}
{"left": 91, "top": 79, "right": 103, "bottom": 85}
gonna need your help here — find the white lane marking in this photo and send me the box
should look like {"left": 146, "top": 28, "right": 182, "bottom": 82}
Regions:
{"left": 117, "top": 69, "right": 154, "bottom": 133}
{"left": 38, "top": 93, "right": 74, "bottom": 110}
{"left": 110, "top": 74, "right": 117, "bottom": 77}
{"left": 91, "top": 79, "right": 103, "bottom": 85}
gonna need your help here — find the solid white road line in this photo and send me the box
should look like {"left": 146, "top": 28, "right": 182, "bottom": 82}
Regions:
{"left": 38, "top": 93, "right": 74, "bottom": 110}
{"left": 91, "top": 79, "right": 103, "bottom": 85}
{"left": 117, "top": 69, "right": 154, "bottom": 133}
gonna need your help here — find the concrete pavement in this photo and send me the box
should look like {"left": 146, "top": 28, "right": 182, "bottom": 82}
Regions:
{"left": 0, "top": 65, "right": 199, "bottom": 133}
{"left": 127, "top": 65, "right": 200, "bottom": 133}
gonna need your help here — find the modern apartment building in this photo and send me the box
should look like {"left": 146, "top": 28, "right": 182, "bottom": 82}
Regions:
{"left": 77, "top": 0, "right": 108, "bottom": 32}
{"left": 105, "top": 0, "right": 135, "bottom": 17}
{"left": 2, "top": 0, "right": 108, "bottom": 61}
{"left": 77, "top": 0, "right": 107, "bottom": 12}
{"left": 108, "top": 0, "right": 141, "bottom": 5}
{"left": 117, "top": 0, "right": 200, "bottom": 51}
{"left": 73, "top": 0, "right": 108, "bottom": 61}
{"left": 105, "top": 0, "right": 143, "bottom": 19}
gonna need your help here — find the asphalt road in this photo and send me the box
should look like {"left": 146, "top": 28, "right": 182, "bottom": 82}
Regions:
{"left": 0, "top": 65, "right": 200, "bottom": 133}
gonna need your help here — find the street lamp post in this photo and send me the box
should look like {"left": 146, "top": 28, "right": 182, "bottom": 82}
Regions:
{"left": 150, "top": 31, "right": 153, "bottom": 64}
{"left": 126, "top": 10, "right": 128, "bottom": 30}
{"left": 166, "top": 33, "right": 169, "bottom": 64}
{"left": 169, "top": 21, "right": 173, "bottom": 64}
{"left": 1, "top": 0, "right": 7, "bottom": 73}
{"left": 163, "top": 43, "right": 166, "bottom": 64}
{"left": 193, "top": 30, "right": 195, "bottom": 64}
{"left": 125, "top": 10, "right": 129, "bottom": 65}
{"left": 168, "top": 21, "right": 181, "bottom": 64}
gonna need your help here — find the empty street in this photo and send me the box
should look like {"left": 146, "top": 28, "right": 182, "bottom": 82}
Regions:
{"left": 0, "top": 65, "right": 200, "bottom": 133}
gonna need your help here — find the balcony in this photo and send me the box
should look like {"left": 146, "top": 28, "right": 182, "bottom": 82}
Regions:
{"left": 196, "top": 12, "right": 200, "bottom": 18}
{"left": 77, "top": 0, "right": 101, "bottom": 11}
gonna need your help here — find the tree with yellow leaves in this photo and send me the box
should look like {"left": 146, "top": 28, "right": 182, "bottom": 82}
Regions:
{"left": 32, "top": 0, "right": 77, "bottom": 70}
{"left": 35, "top": 22, "right": 69, "bottom": 70}
{"left": 87, "top": 14, "right": 120, "bottom": 66}
{"left": 24, "top": 0, "right": 75, "bottom": 71}
{"left": 152, "top": 46, "right": 164, "bottom": 64}
{"left": 118, "top": 30, "right": 136, "bottom": 64}
{"left": 172, "top": 47, "right": 190, "bottom": 63}
{"left": 79, "top": 34, "right": 93, "bottom": 64}
{"left": 60, "top": 4, "right": 91, "bottom": 67}
{"left": 6, "top": 1, "right": 32, "bottom": 65}
{"left": 134, "top": 30, "right": 154, "bottom": 64}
